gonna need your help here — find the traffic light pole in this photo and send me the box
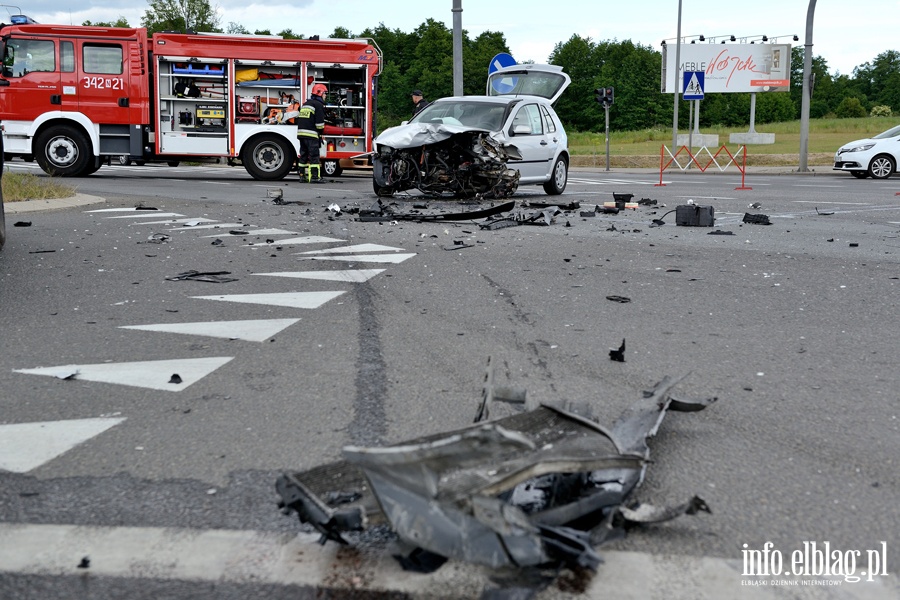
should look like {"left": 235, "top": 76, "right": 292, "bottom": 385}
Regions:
{"left": 605, "top": 104, "right": 610, "bottom": 171}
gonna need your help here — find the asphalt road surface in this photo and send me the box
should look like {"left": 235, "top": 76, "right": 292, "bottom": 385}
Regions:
{"left": 1, "top": 160, "right": 898, "bottom": 599}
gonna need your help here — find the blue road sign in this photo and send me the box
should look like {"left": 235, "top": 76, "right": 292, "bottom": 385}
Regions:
{"left": 489, "top": 53, "right": 517, "bottom": 74}
{"left": 683, "top": 71, "right": 705, "bottom": 100}
{"left": 489, "top": 53, "right": 518, "bottom": 94}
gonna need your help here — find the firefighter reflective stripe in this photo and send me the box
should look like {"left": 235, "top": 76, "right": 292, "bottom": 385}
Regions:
{"left": 295, "top": 101, "right": 324, "bottom": 138}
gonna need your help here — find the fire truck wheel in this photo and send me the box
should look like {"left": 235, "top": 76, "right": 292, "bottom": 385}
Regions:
{"left": 35, "top": 125, "right": 91, "bottom": 177}
{"left": 240, "top": 134, "right": 295, "bottom": 180}
{"left": 322, "top": 159, "right": 343, "bottom": 177}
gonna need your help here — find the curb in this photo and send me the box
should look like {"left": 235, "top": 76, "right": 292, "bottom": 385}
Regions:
{"left": 4, "top": 193, "right": 106, "bottom": 214}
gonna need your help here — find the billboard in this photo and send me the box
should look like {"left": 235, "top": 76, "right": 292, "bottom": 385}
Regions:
{"left": 661, "top": 43, "right": 791, "bottom": 94}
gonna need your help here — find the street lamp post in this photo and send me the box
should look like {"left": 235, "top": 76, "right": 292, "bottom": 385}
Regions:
{"left": 452, "top": 0, "right": 463, "bottom": 96}
{"left": 798, "top": 0, "right": 816, "bottom": 172}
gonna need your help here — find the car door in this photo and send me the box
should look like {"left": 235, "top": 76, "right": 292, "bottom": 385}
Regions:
{"left": 506, "top": 102, "right": 554, "bottom": 182}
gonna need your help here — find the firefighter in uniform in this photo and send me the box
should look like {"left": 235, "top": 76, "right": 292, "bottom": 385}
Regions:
{"left": 296, "top": 83, "right": 328, "bottom": 182}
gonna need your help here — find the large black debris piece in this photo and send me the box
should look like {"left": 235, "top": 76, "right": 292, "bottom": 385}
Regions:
{"left": 675, "top": 204, "right": 715, "bottom": 227}
{"left": 276, "top": 374, "right": 714, "bottom": 580}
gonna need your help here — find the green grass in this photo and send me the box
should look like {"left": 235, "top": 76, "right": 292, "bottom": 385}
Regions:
{"left": 2, "top": 170, "right": 77, "bottom": 202}
{"left": 569, "top": 116, "right": 898, "bottom": 167}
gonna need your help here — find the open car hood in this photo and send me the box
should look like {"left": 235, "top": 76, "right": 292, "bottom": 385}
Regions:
{"left": 486, "top": 63, "right": 570, "bottom": 104}
{"left": 375, "top": 122, "right": 490, "bottom": 149}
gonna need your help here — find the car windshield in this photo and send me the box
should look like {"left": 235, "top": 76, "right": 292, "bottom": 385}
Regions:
{"left": 873, "top": 125, "right": 900, "bottom": 139}
{"left": 411, "top": 100, "right": 509, "bottom": 130}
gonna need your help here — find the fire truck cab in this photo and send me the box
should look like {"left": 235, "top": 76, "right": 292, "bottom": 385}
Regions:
{"left": 0, "top": 16, "right": 381, "bottom": 180}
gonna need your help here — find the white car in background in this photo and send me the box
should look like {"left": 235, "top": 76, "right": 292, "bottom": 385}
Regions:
{"left": 833, "top": 124, "right": 900, "bottom": 179}
{"left": 372, "top": 64, "right": 570, "bottom": 198}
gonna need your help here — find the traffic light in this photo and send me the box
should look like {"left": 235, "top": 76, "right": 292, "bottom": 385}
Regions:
{"left": 594, "top": 87, "right": 615, "bottom": 106}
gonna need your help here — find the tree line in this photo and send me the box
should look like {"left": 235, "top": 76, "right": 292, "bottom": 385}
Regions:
{"left": 86, "top": 0, "right": 900, "bottom": 133}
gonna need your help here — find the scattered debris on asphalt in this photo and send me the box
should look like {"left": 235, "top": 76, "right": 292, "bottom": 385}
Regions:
{"left": 605, "top": 295, "right": 631, "bottom": 303}
{"left": 13, "top": 221, "right": 31, "bottom": 227}
{"left": 276, "top": 370, "right": 713, "bottom": 592}
{"left": 145, "top": 233, "right": 170, "bottom": 244}
{"left": 168, "top": 374, "right": 183, "bottom": 384}
{"left": 676, "top": 204, "right": 715, "bottom": 227}
{"left": 742, "top": 213, "right": 771, "bottom": 225}
{"left": 815, "top": 207, "right": 834, "bottom": 215}
{"left": 747, "top": 202, "right": 762, "bottom": 209}
{"left": 481, "top": 205, "right": 561, "bottom": 229}
{"left": 165, "top": 270, "right": 238, "bottom": 283}
{"left": 708, "top": 230, "right": 735, "bottom": 236}
{"left": 359, "top": 199, "right": 515, "bottom": 223}
{"left": 609, "top": 338, "right": 626, "bottom": 362}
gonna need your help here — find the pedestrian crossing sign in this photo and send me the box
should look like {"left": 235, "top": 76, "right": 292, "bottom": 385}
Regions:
{"left": 683, "top": 71, "right": 705, "bottom": 100}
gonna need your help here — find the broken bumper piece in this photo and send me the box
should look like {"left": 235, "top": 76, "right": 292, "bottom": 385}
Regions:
{"left": 276, "top": 376, "right": 713, "bottom": 574}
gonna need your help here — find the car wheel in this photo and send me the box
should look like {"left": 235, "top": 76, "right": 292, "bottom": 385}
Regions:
{"left": 373, "top": 178, "right": 394, "bottom": 197}
{"left": 542, "top": 155, "right": 568, "bottom": 195}
{"left": 323, "top": 159, "right": 343, "bottom": 177}
{"left": 117, "top": 156, "right": 132, "bottom": 166}
{"left": 868, "top": 155, "right": 895, "bottom": 179}
{"left": 35, "top": 125, "right": 91, "bottom": 176}
{"left": 167, "top": 161, "right": 180, "bottom": 167}
{"left": 850, "top": 171, "right": 868, "bottom": 179}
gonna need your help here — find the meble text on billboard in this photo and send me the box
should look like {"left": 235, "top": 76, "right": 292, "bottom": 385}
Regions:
{"left": 662, "top": 44, "right": 791, "bottom": 94}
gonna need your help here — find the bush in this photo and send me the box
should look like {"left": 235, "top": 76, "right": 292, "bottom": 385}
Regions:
{"left": 870, "top": 105, "right": 893, "bottom": 117}
{"left": 835, "top": 97, "right": 867, "bottom": 118}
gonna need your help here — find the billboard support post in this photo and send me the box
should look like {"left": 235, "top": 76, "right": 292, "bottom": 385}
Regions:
{"left": 671, "top": 0, "right": 683, "bottom": 152}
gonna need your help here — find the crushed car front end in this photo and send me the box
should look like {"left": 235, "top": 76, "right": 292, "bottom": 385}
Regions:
{"left": 372, "top": 123, "right": 520, "bottom": 199}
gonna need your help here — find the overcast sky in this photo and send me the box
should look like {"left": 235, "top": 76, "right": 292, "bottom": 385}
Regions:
{"left": 15, "top": 1, "right": 898, "bottom": 76}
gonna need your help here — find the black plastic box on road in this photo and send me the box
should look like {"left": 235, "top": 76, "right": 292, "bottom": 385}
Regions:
{"left": 676, "top": 204, "right": 715, "bottom": 227}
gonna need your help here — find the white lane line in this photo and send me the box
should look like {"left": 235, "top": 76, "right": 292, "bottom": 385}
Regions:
{"left": 167, "top": 223, "right": 256, "bottom": 231}
{"left": 298, "top": 243, "right": 404, "bottom": 254}
{"left": 254, "top": 269, "right": 385, "bottom": 282}
{"left": 85, "top": 208, "right": 166, "bottom": 213}
{"left": 242, "top": 236, "right": 345, "bottom": 246}
{"left": 13, "top": 357, "right": 234, "bottom": 392}
{"left": 204, "top": 228, "right": 298, "bottom": 237}
{"left": 104, "top": 213, "right": 186, "bottom": 219}
{"left": 299, "top": 253, "right": 417, "bottom": 264}
{"left": 0, "top": 418, "right": 126, "bottom": 473}
{"left": 192, "top": 291, "right": 346, "bottom": 309}
{"left": 120, "top": 319, "right": 301, "bottom": 342}
{"left": 568, "top": 178, "right": 659, "bottom": 186}
{"left": 131, "top": 218, "right": 219, "bottom": 225}
{"left": 792, "top": 200, "right": 870, "bottom": 205}
{"left": 1, "top": 524, "right": 896, "bottom": 596}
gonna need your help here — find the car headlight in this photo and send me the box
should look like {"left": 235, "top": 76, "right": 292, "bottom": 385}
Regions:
{"left": 843, "top": 143, "right": 875, "bottom": 153}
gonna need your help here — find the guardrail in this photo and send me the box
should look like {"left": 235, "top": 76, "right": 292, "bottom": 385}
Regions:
{"left": 656, "top": 144, "right": 751, "bottom": 190}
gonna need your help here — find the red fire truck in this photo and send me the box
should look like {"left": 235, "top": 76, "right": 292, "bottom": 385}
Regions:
{"left": 0, "top": 15, "right": 381, "bottom": 180}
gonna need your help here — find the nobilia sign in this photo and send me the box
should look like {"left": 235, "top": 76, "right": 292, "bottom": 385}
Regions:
{"left": 661, "top": 43, "right": 792, "bottom": 94}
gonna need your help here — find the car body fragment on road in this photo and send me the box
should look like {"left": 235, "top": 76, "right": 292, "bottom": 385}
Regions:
{"left": 276, "top": 373, "right": 714, "bottom": 590}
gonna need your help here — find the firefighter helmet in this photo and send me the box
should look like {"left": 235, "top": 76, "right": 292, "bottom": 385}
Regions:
{"left": 311, "top": 83, "right": 328, "bottom": 98}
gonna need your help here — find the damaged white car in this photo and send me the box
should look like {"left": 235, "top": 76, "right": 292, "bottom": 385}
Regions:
{"left": 372, "top": 64, "right": 570, "bottom": 199}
